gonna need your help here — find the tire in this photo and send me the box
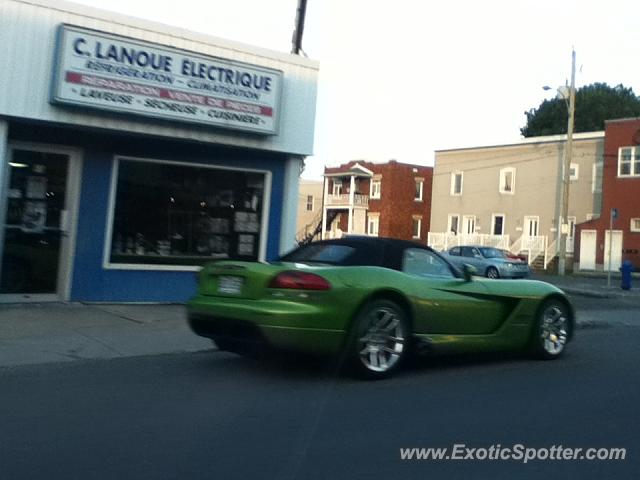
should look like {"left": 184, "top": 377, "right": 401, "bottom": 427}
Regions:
{"left": 486, "top": 266, "right": 500, "bottom": 279}
{"left": 345, "top": 299, "right": 409, "bottom": 379}
{"left": 530, "top": 299, "right": 571, "bottom": 360}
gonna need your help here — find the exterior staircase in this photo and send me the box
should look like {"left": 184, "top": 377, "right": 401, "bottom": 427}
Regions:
{"left": 296, "top": 210, "right": 339, "bottom": 246}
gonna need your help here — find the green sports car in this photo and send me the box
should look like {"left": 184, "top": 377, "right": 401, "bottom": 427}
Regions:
{"left": 187, "top": 237, "right": 574, "bottom": 379}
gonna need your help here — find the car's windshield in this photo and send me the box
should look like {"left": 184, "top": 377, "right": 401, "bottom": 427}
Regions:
{"left": 479, "top": 247, "right": 503, "bottom": 258}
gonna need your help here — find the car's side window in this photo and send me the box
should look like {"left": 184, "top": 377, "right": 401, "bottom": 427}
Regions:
{"left": 471, "top": 247, "right": 482, "bottom": 258}
{"left": 460, "top": 247, "right": 473, "bottom": 257}
{"left": 450, "top": 247, "right": 461, "bottom": 256}
{"left": 402, "top": 248, "right": 454, "bottom": 278}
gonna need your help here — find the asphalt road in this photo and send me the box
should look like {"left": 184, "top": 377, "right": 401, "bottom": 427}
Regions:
{"left": 2, "top": 303, "right": 639, "bottom": 479}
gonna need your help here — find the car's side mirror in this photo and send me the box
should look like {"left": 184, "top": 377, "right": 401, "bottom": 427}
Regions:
{"left": 462, "top": 264, "right": 477, "bottom": 282}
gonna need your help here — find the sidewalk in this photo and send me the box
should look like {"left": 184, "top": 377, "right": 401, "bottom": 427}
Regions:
{"left": 531, "top": 272, "right": 640, "bottom": 300}
{"left": 0, "top": 303, "right": 211, "bottom": 368}
{"left": 1, "top": 273, "right": 637, "bottom": 369}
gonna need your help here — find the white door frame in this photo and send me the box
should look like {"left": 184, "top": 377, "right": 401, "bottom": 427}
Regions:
{"left": 579, "top": 229, "right": 597, "bottom": 270}
{"left": 0, "top": 142, "right": 83, "bottom": 302}
{"left": 523, "top": 215, "right": 539, "bottom": 237}
{"left": 462, "top": 215, "right": 476, "bottom": 234}
{"left": 604, "top": 229, "right": 623, "bottom": 272}
{"left": 567, "top": 216, "right": 577, "bottom": 254}
{"left": 491, "top": 213, "right": 505, "bottom": 236}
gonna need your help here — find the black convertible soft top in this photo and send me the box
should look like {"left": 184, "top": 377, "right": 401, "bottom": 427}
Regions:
{"left": 280, "top": 236, "right": 446, "bottom": 272}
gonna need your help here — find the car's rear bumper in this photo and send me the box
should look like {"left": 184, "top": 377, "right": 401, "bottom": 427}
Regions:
{"left": 187, "top": 296, "right": 346, "bottom": 355}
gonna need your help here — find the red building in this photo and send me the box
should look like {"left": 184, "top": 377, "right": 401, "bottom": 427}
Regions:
{"left": 575, "top": 118, "right": 640, "bottom": 271}
{"left": 322, "top": 160, "right": 433, "bottom": 242}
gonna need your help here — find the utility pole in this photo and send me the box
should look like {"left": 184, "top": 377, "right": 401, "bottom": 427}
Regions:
{"left": 557, "top": 49, "right": 576, "bottom": 276}
{"left": 291, "top": 0, "right": 308, "bottom": 55}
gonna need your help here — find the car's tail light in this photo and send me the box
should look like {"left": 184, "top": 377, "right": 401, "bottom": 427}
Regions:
{"left": 268, "top": 271, "right": 331, "bottom": 290}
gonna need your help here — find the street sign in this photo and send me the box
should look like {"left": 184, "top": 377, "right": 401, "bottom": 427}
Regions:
{"left": 611, "top": 208, "right": 618, "bottom": 220}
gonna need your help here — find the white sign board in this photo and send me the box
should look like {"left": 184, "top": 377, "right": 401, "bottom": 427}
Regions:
{"left": 51, "top": 25, "right": 282, "bottom": 135}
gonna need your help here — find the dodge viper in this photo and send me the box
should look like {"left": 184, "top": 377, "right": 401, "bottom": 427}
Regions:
{"left": 187, "top": 237, "right": 574, "bottom": 378}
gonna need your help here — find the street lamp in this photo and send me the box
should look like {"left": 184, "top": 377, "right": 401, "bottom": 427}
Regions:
{"left": 545, "top": 49, "right": 576, "bottom": 276}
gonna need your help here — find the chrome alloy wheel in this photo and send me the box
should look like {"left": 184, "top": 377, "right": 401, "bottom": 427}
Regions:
{"left": 357, "top": 306, "right": 406, "bottom": 372}
{"left": 540, "top": 304, "right": 568, "bottom": 355}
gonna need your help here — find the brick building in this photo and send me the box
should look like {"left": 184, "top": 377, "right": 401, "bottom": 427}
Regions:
{"left": 575, "top": 118, "right": 640, "bottom": 271}
{"left": 322, "top": 160, "right": 433, "bottom": 242}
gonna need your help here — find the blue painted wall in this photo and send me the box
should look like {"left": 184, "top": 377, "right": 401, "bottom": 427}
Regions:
{"left": 70, "top": 142, "right": 285, "bottom": 302}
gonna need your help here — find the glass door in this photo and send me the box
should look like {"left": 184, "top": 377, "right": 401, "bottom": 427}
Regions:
{"left": 462, "top": 215, "right": 476, "bottom": 234}
{"left": 0, "top": 148, "right": 76, "bottom": 298}
{"left": 523, "top": 216, "right": 539, "bottom": 237}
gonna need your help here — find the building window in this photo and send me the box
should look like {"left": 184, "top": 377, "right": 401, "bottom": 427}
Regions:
{"left": 618, "top": 147, "right": 640, "bottom": 177}
{"left": 450, "top": 171, "right": 463, "bottom": 195}
{"left": 332, "top": 180, "right": 342, "bottom": 195}
{"left": 414, "top": 178, "right": 424, "bottom": 201}
{"left": 570, "top": 163, "right": 579, "bottom": 181}
{"left": 592, "top": 162, "right": 602, "bottom": 193}
{"left": 491, "top": 214, "right": 505, "bottom": 235}
{"left": 367, "top": 214, "right": 379, "bottom": 236}
{"left": 631, "top": 218, "right": 640, "bottom": 233}
{"left": 106, "top": 157, "right": 267, "bottom": 268}
{"left": 370, "top": 179, "right": 381, "bottom": 199}
{"left": 412, "top": 216, "right": 422, "bottom": 239}
{"left": 447, "top": 214, "right": 460, "bottom": 235}
{"left": 499, "top": 167, "right": 515, "bottom": 194}
{"left": 306, "top": 195, "right": 314, "bottom": 211}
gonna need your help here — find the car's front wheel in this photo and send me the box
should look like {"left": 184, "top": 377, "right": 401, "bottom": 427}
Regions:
{"left": 346, "top": 299, "right": 409, "bottom": 379}
{"left": 530, "top": 299, "right": 571, "bottom": 359}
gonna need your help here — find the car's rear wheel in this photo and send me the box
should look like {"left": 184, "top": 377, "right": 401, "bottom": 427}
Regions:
{"left": 530, "top": 299, "right": 570, "bottom": 359}
{"left": 486, "top": 266, "right": 499, "bottom": 279}
{"left": 346, "top": 299, "right": 408, "bottom": 379}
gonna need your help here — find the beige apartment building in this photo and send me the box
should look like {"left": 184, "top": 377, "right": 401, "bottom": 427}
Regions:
{"left": 429, "top": 132, "right": 604, "bottom": 270}
{"left": 296, "top": 179, "right": 324, "bottom": 243}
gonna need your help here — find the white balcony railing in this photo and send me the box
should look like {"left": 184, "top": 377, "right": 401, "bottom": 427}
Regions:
{"left": 325, "top": 193, "right": 369, "bottom": 208}
{"left": 427, "top": 232, "right": 510, "bottom": 252}
{"left": 510, "top": 235, "right": 548, "bottom": 266}
{"left": 544, "top": 238, "right": 557, "bottom": 269}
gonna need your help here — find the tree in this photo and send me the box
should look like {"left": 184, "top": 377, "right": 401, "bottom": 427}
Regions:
{"left": 521, "top": 83, "right": 640, "bottom": 137}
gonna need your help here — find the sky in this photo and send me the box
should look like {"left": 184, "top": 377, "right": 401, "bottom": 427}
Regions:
{"left": 70, "top": 0, "right": 640, "bottom": 180}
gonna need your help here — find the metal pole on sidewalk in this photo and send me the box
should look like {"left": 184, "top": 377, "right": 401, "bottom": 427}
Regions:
{"left": 607, "top": 209, "right": 613, "bottom": 288}
{"left": 558, "top": 49, "right": 576, "bottom": 276}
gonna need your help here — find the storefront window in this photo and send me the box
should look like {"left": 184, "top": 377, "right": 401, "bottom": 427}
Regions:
{"left": 108, "top": 158, "right": 267, "bottom": 267}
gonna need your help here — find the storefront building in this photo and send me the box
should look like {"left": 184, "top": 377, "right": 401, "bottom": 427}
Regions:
{"left": 0, "top": 0, "right": 319, "bottom": 302}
